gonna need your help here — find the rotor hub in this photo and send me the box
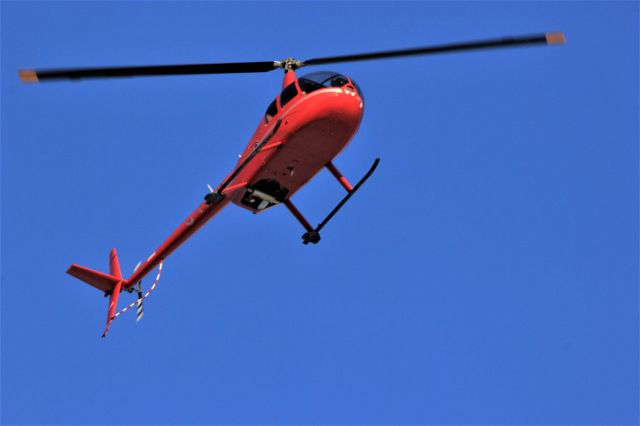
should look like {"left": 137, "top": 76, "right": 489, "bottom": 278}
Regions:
{"left": 276, "top": 57, "right": 303, "bottom": 72}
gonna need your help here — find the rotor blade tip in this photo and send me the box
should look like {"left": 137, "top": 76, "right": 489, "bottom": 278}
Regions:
{"left": 546, "top": 32, "right": 566, "bottom": 45}
{"left": 19, "top": 69, "right": 39, "bottom": 83}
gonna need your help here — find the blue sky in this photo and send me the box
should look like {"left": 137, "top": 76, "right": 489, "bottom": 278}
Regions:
{"left": 1, "top": 2, "right": 638, "bottom": 425}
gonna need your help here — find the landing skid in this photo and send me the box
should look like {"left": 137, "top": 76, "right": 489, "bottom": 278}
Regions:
{"left": 284, "top": 158, "right": 380, "bottom": 244}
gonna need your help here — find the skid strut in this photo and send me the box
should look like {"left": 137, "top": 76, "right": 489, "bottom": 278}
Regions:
{"left": 286, "top": 158, "right": 380, "bottom": 244}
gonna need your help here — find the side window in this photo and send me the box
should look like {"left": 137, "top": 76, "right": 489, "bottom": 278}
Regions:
{"left": 265, "top": 99, "right": 278, "bottom": 123}
{"left": 280, "top": 83, "right": 299, "bottom": 108}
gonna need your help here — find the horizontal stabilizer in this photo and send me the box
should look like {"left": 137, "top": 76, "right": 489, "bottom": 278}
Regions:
{"left": 67, "top": 264, "right": 121, "bottom": 293}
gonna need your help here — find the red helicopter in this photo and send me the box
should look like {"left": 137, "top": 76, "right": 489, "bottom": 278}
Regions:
{"left": 20, "top": 32, "right": 564, "bottom": 336}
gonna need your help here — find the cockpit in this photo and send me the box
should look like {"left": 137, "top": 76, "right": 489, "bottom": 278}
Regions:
{"left": 264, "top": 71, "right": 363, "bottom": 123}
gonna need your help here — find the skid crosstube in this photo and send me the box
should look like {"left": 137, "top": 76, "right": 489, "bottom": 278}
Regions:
{"left": 285, "top": 158, "right": 380, "bottom": 244}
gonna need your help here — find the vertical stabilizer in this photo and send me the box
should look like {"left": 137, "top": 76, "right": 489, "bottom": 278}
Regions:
{"left": 103, "top": 248, "right": 124, "bottom": 337}
{"left": 109, "top": 248, "right": 123, "bottom": 279}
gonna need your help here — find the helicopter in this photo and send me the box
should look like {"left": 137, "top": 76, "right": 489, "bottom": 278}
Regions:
{"left": 20, "top": 32, "right": 565, "bottom": 336}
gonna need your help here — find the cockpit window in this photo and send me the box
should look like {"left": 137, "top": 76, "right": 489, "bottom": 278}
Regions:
{"left": 264, "top": 99, "right": 278, "bottom": 123}
{"left": 280, "top": 82, "right": 299, "bottom": 108}
{"left": 328, "top": 75, "right": 349, "bottom": 87}
{"left": 298, "top": 78, "right": 323, "bottom": 95}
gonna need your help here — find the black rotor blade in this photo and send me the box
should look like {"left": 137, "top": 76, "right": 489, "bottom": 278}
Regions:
{"left": 301, "top": 32, "right": 565, "bottom": 67}
{"left": 19, "top": 61, "right": 279, "bottom": 83}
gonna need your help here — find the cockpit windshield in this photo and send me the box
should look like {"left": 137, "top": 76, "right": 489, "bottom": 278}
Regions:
{"left": 300, "top": 71, "right": 348, "bottom": 87}
{"left": 298, "top": 71, "right": 364, "bottom": 100}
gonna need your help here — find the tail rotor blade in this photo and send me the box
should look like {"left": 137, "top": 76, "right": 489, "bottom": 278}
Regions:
{"left": 136, "top": 282, "right": 144, "bottom": 322}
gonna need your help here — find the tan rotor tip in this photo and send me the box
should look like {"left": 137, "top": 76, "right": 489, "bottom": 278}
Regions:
{"left": 19, "top": 69, "right": 39, "bottom": 83}
{"left": 546, "top": 32, "right": 566, "bottom": 45}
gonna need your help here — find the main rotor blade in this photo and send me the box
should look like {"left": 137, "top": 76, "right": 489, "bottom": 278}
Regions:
{"left": 301, "top": 32, "right": 565, "bottom": 67}
{"left": 19, "top": 61, "right": 279, "bottom": 83}
{"left": 19, "top": 32, "right": 564, "bottom": 83}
